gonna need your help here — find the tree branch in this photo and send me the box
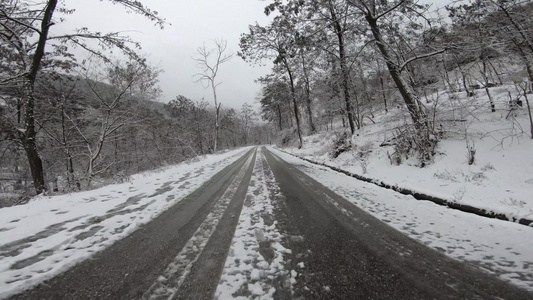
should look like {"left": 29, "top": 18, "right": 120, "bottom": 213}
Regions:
{"left": 375, "top": 0, "right": 407, "bottom": 21}
{"left": 0, "top": 8, "right": 42, "bottom": 35}
{"left": 399, "top": 48, "right": 447, "bottom": 72}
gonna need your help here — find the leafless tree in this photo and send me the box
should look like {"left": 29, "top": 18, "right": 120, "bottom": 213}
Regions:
{"left": 193, "top": 38, "right": 233, "bottom": 153}
{"left": 0, "top": 0, "right": 165, "bottom": 194}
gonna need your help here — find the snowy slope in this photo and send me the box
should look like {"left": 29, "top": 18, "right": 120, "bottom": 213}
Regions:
{"left": 285, "top": 83, "right": 533, "bottom": 221}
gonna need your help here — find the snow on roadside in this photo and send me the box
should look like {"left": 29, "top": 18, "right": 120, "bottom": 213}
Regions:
{"left": 215, "top": 148, "right": 293, "bottom": 300}
{"left": 268, "top": 147, "right": 533, "bottom": 292}
{"left": 0, "top": 147, "right": 253, "bottom": 299}
{"left": 287, "top": 85, "right": 533, "bottom": 221}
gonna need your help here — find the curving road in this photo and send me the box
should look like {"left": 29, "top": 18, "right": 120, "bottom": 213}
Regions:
{"left": 8, "top": 147, "right": 532, "bottom": 299}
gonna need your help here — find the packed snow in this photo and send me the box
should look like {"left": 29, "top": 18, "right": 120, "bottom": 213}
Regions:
{"left": 216, "top": 148, "right": 293, "bottom": 299}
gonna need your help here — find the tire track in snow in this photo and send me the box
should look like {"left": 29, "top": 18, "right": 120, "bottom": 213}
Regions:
{"left": 215, "top": 147, "right": 294, "bottom": 299}
{"left": 142, "top": 151, "right": 255, "bottom": 300}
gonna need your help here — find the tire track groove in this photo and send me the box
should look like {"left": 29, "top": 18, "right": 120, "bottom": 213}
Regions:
{"left": 143, "top": 150, "right": 256, "bottom": 300}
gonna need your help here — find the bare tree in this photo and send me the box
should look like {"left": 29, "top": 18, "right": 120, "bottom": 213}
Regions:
{"left": 240, "top": 103, "right": 254, "bottom": 144}
{"left": 239, "top": 21, "right": 304, "bottom": 148}
{"left": 62, "top": 59, "right": 157, "bottom": 187}
{"left": 193, "top": 39, "right": 233, "bottom": 153}
{"left": 0, "top": 0, "right": 59, "bottom": 194}
{"left": 325, "top": 0, "right": 358, "bottom": 134}
{"left": 0, "top": 0, "right": 164, "bottom": 194}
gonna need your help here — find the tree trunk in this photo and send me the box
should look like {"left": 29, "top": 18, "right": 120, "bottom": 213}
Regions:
{"left": 449, "top": 52, "right": 473, "bottom": 96}
{"left": 498, "top": 2, "right": 533, "bottom": 55}
{"left": 304, "top": 76, "right": 315, "bottom": 134}
{"left": 22, "top": 132, "right": 46, "bottom": 193}
{"left": 196, "top": 108, "right": 204, "bottom": 154}
{"left": 441, "top": 56, "right": 453, "bottom": 91}
{"left": 487, "top": 60, "right": 503, "bottom": 85}
{"left": 380, "top": 76, "right": 388, "bottom": 112}
{"left": 329, "top": 2, "right": 355, "bottom": 134}
{"left": 277, "top": 104, "right": 283, "bottom": 131}
{"left": 212, "top": 84, "right": 220, "bottom": 153}
{"left": 300, "top": 51, "right": 315, "bottom": 133}
{"left": 365, "top": 15, "right": 422, "bottom": 128}
{"left": 515, "top": 42, "right": 533, "bottom": 92}
{"left": 358, "top": 61, "right": 373, "bottom": 118}
{"left": 60, "top": 102, "right": 77, "bottom": 190}
{"left": 376, "top": 57, "right": 388, "bottom": 113}
{"left": 523, "top": 90, "right": 533, "bottom": 138}
{"left": 304, "top": 79, "right": 315, "bottom": 133}
{"left": 481, "top": 60, "right": 496, "bottom": 112}
{"left": 21, "top": 0, "right": 58, "bottom": 194}
{"left": 284, "top": 61, "right": 303, "bottom": 148}
{"left": 353, "top": 90, "right": 361, "bottom": 129}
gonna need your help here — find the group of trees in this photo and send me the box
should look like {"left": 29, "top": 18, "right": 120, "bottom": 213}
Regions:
{"left": 0, "top": 0, "right": 166, "bottom": 195}
{"left": 164, "top": 96, "right": 268, "bottom": 157}
{"left": 0, "top": 0, "right": 269, "bottom": 201}
{"left": 0, "top": 0, "right": 164, "bottom": 196}
{"left": 242, "top": 0, "right": 533, "bottom": 151}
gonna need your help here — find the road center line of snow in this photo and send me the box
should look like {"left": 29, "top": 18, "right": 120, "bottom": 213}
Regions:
{"left": 215, "top": 148, "right": 294, "bottom": 299}
{"left": 142, "top": 151, "right": 255, "bottom": 300}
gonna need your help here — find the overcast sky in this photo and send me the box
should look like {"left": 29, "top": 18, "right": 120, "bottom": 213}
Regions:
{"left": 59, "top": 0, "right": 273, "bottom": 110}
{"left": 59, "top": 0, "right": 451, "bottom": 110}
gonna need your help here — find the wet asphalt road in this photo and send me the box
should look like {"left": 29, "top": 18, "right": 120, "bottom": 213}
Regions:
{"left": 8, "top": 146, "right": 533, "bottom": 299}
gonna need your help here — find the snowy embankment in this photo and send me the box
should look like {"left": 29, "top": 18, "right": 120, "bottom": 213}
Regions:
{"left": 284, "top": 84, "right": 533, "bottom": 223}
{"left": 0, "top": 147, "right": 252, "bottom": 299}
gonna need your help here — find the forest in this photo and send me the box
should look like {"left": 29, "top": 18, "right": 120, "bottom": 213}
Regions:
{"left": 1, "top": 0, "right": 533, "bottom": 204}
{"left": 244, "top": 0, "right": 532, "bottom": 148}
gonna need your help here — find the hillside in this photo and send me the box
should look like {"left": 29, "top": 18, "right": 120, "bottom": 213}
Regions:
{"left": 282, "top": 82, "right": 533, "bottom": 222}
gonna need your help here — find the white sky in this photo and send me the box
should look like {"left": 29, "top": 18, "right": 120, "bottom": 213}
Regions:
{"left": 58, "top": 0, "right": 274, "bottom": 110}
{"left": 56, "top": 0, "right": 451, "bottom": 110}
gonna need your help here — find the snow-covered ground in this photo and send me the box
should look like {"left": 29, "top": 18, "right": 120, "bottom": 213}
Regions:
{"left": 268, "top": 147, "right": 533, "bottom": 292}
{"left": 0, "top": 147, "right": 252, "bottom": 299}
{"left": 286, "top": 84, "right": 533, "bottom": 222}
{"left": 216, "top": 148, "right": 294, "bottom": 300}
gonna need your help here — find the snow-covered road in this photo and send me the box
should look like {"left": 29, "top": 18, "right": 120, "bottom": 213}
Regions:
{"left": 0, "top": 147, "right": 253, "bottom": 299}
{"left": 1, "top": 146, "right": 532, "bottom": 299}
